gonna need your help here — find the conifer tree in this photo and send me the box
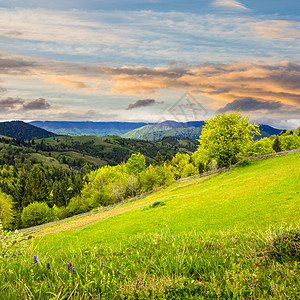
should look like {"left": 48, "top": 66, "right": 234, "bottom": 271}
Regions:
{"left": 272, "top": 136, "right": 281, "bottom": 152}
{"left": 153, "top": 152, "right": 163, "bottom": 166}
{"left": 23, "top": 165, "right": 49, "bottom": 206}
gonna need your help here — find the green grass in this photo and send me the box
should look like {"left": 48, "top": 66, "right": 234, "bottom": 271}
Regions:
{"left": 1, "top": 153, "right": 300, "bottom": 299}
{"left": 36, "top": 153, "right": 300, "bottom": 251}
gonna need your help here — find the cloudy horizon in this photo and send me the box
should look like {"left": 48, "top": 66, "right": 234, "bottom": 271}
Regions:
{"left": 0, "top": 0, "right": 299, "bottom": 129}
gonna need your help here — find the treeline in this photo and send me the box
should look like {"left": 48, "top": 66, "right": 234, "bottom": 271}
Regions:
{"left": 0, "top": 164, "right": 84, "bottom": 229}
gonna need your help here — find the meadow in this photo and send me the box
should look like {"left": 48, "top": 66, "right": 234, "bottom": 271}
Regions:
{"left": 1, "top": 153, "right": 300, "bottom": 299}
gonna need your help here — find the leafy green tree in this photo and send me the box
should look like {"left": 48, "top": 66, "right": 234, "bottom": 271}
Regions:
{"left": 194, "top": 112, "right": 260, "bottom": 167}
{"left": 279, "top": 134, "right": 300, "bottom": 151}
{"left": 125, "top": 153, "right": 146, "bottom": 175}
{"left": 21, "top": 202, "right": 56, "bottom": 228}
{"left": 245, "top": 138, "right": 274, "bottom": 157}
{"left": 171, "top": 153, "right": 197, "bottom": 179}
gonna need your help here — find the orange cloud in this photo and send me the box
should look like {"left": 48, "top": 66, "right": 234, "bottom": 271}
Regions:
{"left": 247, "top": 20, "right": 300, "bottom": 40}
{"left": 109, "top": 62, "right": 300, "bottom": 109}
{"left": 46, "top": 77, "right": 87, "bottom": 89}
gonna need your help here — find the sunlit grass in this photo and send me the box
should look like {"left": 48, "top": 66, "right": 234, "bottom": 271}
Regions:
{"left": 1, "top": 153, "right": 300, "bottom": 299}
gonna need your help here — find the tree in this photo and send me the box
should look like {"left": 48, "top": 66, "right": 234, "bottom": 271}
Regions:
{"left": 153, "top": 152, "right": 163, "bottom": 167}
{"left": 125, "top": 153, "right": 146, "bottom": 175}
{"left": 21, "top": 202, "right": 56, "bottom": 228}
{"left": 194, "top": 112, "right": 260, "bottom": 167}
{"left": 272, "top": 136, "right": 281, "bottom": 153}
{"left": 23, "top": 165, "right": 49, "bottom": 207}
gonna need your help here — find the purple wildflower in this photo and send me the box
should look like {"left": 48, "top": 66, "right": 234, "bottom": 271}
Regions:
{"left": 116, "top": 270, "right": 120, "bottom": 275}
{"left": 136, "top": 280, "right": 141, "bottom": 287}
{"left": 72, "top": 267, "right": 76, "bottom": 274}
{"left": 67, "top": 261, "right": 72, "bottom": 270}
{"left": 101, "top": 262, "right": 104, "bottom": 269}
{"left": 33, "top": 255, "right": 37, "bottom": 263}
{"left": 84, "top": 267, "right": 87, "bottom": 272}
{"left": 46, "top": 263, "right": 50, "bottom": 270}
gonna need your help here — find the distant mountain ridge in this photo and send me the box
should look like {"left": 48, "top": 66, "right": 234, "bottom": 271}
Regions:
{"left": 30, "top": 121, "right": 154, "bottom": 136}
{"left": 122, "top": 120, "right": 282, "bottom": 141}
{"left": 0, "top": 121, "right": 57, "bottom": 140}
{"left": 28, "top": 120, "right": 282, "bottom": 141}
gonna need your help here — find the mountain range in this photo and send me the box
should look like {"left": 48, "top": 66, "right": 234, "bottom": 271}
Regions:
{"left": 29, "top": 121, "right": 154, "bottom": 137}
{"left": 0, "top": 120, "right": 282, "bottom": 141}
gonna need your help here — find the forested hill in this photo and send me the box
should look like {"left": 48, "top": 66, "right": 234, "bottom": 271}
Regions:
{"left": 30, "top": 121, "right": 154, "bottom": 136}
{"left": 0, "top": 134, "right": 198, "bottom": 173}
{"left": 122, "top": 121, "right": 282, "bottom": 141}
{"left": 37, "top": 135, "right": 199, "bottom": 166}
{"left": 0, "top": 121, "right": 57, "bottom": 140}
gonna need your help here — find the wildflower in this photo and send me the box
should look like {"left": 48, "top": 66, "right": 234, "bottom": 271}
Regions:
{"left": 33, "top": 255, "right": 37, "bottom": 263}
{"left": 67, "top": 261, "right": 72, "bottom": 270}
{"left": 84, "top": 267, "right": 87, "bottom": 272}
{"left": 116, "top": 270, "right": 120, "bottom": 275}
{"left": 72, "top": 267, "right": 76, "bottom": 274}
{"left": 46, "top": 263, "right": 50, "bottom": 270}
{"left": 101, "top": 262, "right": 104, "bottom": 269}
{"left": 136, "top": 280, "right": 141, "bottom": 287}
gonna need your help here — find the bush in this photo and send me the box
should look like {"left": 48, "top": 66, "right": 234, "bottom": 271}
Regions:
{"left": 0, "top": 222, "right": 24, "bottom": 258}
{"left": 270, "top": 230, "right": 300, "bottom": 263}
{"left": 21, "top": 202, "right": 57, "bottom": 228}
{"left": 66, "top": 195, "right": 96, "bottom": 216}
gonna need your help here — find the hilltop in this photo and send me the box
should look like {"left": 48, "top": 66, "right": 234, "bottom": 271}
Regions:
{"left": 0, "top": 121, "right": 57, "bottom": 140}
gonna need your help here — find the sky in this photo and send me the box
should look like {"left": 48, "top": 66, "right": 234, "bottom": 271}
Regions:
{"left": 0, "top": 0, "right": 299, "bottom": 129}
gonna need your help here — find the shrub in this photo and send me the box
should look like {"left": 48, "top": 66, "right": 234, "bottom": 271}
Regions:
{"left": 21, "top": 202, "right": 57, "bottom": 228}
{"left": 66, "top": 195, "right": 96, "bottom": 216}
{"left": 53, "top": 205, "right": 67, "bottom": 220}
{"left": 0, "top": 222, "right": 24, "bottom": 258}
{"left": 269, "top": 230, "right": 300, "bottom": 263}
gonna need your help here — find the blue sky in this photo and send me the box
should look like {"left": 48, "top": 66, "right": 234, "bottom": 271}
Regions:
{"left": 0, "top": 0, "right": 299, "bottom": 128}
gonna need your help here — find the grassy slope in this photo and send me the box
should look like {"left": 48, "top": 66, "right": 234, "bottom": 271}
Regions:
{"left": 36, "top": 152, "right": 300, "bottom": 253}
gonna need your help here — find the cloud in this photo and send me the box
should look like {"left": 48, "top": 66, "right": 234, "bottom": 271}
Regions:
{"left": 22, "top": 98, "right": 51, "bottom": 110}
{"left": 4, "top": 30, "right": 23, "bottom": 37}
{"left": 0, "top": 56, "right": 36, "bottom": 76}
{"left": 217, "top": 97, "right": 283, "bottom": 113}
{"left": 126, "top": 99, "right": 162, "bottom": 110}
{"left": 247, "top": 20, "right": 300, "bottom": 40}
{"left": 0, "top": 87, "right": 7, "bottom": 95}
{"left": 212, "top": 0, "right": 249, "bottom": 10}
{"left": 0, "top": 97, "right": 51, "bottom": 112}
{"left": 108, "top": 62, "right": 300, "bottom": 108}
{"left": 0, "top": 97, "right": 24, "bottom": 110}
{"left": 46, "top": 77, "right": 87, "bottom": 89}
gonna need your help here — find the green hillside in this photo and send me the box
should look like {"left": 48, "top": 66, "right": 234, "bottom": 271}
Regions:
{"left": 36, "top": 152, "right": 300, "bottom": 249}
{"left": 2, "top": 153, "right": 299, "bottom": 299}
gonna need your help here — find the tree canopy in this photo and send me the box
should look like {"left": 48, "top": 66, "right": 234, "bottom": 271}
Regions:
{"left": 193, "top": 112, "right": 260, "bottom": 167}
